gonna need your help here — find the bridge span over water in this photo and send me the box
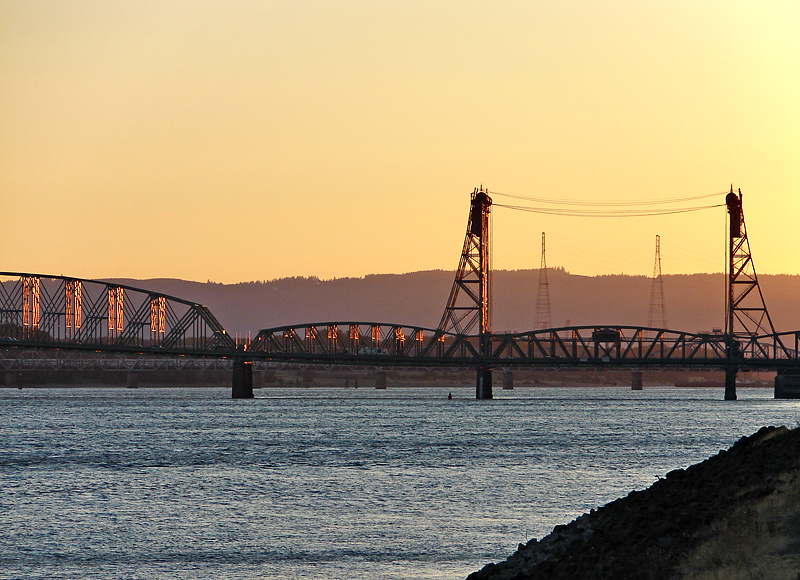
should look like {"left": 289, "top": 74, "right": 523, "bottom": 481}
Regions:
{"left": 3, "top": 186, "right": 799, "bottom": 399}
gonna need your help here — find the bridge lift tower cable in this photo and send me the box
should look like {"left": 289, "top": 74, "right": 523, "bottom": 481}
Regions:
{"left": 438, "top": 186, "right": 493, "bottom": 399}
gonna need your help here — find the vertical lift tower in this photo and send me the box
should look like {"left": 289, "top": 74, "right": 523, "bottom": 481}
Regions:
{"left": 439, "top": 187, "right": 493, "bottom": 399}
{"left": 725, "top": 186, "right": 777, "bottom": 400}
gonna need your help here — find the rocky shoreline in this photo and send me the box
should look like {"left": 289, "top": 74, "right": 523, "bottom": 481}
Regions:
{"left": 468, "top": 426, "right": 800, "bottom": 580}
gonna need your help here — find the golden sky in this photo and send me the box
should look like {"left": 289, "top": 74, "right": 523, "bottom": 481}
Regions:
{"left": 2, "top": 1, "right": 798, "bottom": 282}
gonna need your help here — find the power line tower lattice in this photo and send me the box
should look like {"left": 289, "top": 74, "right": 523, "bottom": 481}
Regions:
{"left": 534, "top": 232, "right": 552, "bottom": 330}
{"left": 647, "top": 235, "right": 667, "bottom": 329}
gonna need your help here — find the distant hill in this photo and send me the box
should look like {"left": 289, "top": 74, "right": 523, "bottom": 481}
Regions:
{"left": 105, "top": 270, "right": 800, "bottom": 336}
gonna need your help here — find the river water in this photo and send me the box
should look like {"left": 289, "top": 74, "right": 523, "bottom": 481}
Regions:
{"left": 2, "top": 386, "right": 799, "bottom": 580}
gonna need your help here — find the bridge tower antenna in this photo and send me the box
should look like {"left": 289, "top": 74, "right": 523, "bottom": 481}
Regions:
{"left": 534, "top": 232, "right": 552, "bottom": 330}
{"left": 647, "top": 235, "right": 667, "bottom": 329}
{"left": 438, "top": 186, "right": 493, "bottom": 398}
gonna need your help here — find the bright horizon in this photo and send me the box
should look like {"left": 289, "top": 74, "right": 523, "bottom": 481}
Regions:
{"left": 2, "top": 2, "right": 798, "bottom": 283}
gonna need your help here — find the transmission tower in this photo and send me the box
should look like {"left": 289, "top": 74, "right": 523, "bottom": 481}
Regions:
{"left": 534, "top": 232, "right": 552, "bottom": 330}
{"left": 647, "top": 235, "right": 667, "bottom": 329}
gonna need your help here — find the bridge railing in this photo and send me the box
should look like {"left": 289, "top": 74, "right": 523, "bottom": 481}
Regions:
{"left": 0, "top": 273, "right": 236, "bottom": 354}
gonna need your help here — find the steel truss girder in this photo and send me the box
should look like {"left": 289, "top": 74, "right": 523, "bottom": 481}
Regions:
{"left": 0, "top": 272, "right": 236, "bottom": 354}
{"left": 242, "top": 322, "right": 797, "bottom": 369}
{"left": 248, "top": 322, "right": 449, "bottom": 360}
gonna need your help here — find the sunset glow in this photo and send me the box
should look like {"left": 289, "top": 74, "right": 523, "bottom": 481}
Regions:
{"left": 2, "top": 1, "right": 798, "bottom": 281}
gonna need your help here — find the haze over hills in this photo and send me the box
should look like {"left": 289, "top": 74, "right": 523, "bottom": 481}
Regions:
{"left": 105, "top": 270, "right": 800, "bottom": 337}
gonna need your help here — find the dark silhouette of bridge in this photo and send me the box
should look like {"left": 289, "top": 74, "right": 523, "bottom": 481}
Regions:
{"left": 3, "top": 186, "right": 800, "bottom": 400}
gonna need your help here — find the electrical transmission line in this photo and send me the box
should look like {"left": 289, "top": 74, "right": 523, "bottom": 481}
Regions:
{"left": 489, "top": 190, "right": 725, "bottom": 217}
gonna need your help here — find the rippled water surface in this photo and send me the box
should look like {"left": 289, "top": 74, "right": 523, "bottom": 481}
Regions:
{"left": 2, "top": 386, "right": 799, "bottom": 579}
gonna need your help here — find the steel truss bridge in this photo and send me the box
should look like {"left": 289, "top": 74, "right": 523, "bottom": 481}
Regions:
{"left": 3, "top": 186, "right": 798, "bottom": 399}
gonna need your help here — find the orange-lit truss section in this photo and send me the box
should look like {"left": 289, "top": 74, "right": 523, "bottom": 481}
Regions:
{"left": 21, "top": 276, "right": 40, "bottom": 330}
{"left": 108, "top": 287, "right": 124, "bottom": 333}
{"left": 327, "top": 324, "right": 338, "bottom": 350}
{"left": 0, "top": 273, "right": 235, "bottom": 353}
{"left": 150, "top": 296, "right": 166, "bottom": 335}
{"left": 255, "top": 322, "right": 448, "bottom": 359}
{"left": 65, "top": 280, "right": 83, "bottom": 330}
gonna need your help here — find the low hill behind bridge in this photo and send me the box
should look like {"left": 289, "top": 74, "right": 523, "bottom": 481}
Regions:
{"left": 104, "top": 270, "right": 800, "bottom": 338}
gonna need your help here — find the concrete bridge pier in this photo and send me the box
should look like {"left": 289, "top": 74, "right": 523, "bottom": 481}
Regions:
{"left": 126, "top": 372, "right": 140, "bottom": 389}
{"left": 502, "top": 371, "right": 513, "bottom": 390}
{"left": 476, "top": 367, "right": 493, "bottom": 399}
{"left": 232, "top": 359, "right": 254, "bottom": 399}
{"left": 775, "top": 369, "right": 800, "bottom": 398}
{"left": 631, "top": 371, "right": 643, "bottom": 390}
{"left": 724, "top": 366, "right": 737, "bottom": 401}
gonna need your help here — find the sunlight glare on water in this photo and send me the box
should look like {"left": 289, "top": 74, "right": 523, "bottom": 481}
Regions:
{"left": 2, "top": 386, "right": 799, "bottom": 579}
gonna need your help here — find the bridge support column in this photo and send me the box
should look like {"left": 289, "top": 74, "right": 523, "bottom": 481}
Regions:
{"left": 476, "top": 367, "right": 493, "bottom": 399}
{"left": 232, "top": 359, "right": 254, "bottom": 399}
{"left": 775, "top": 369, "right": 800, "bottom": 399}
{"left": 724, "top": 366, "right": 737, "bottom": 401}
{"left": 375, "top": 371, "right": 387, "bottom": 390}
{"left": 126, "top": 372, "right": 139, "bottom": 389}
{"left": 502, "top": 371, "right": 513, "bottom": 390}
{"left": 631, "top": 371, "right": 643, "bottom": 391}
